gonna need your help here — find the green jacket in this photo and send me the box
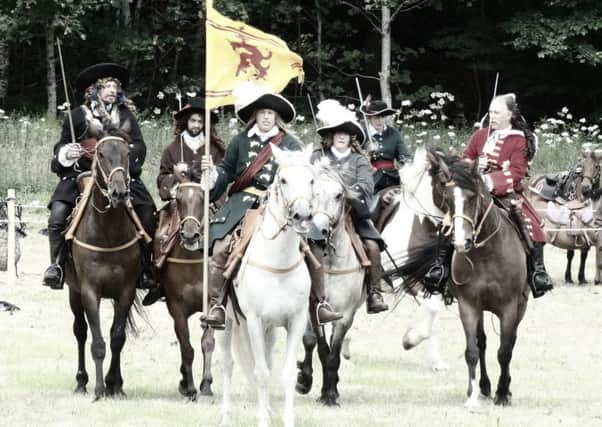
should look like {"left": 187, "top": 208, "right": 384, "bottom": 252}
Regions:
{"left": 364, "top": 126, "right": 411, "bottom": 192}
{"left": 208, "top": 130, "right": 302, "bottom": 248}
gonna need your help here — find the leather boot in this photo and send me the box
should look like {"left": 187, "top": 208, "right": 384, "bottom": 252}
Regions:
{"left": 306, "top": 241, "right": 343, "bottom": 325}
{"left": 138, "top": 242, "right": 158, "bottom": 290}
{"left": 142, "top": 283, "right": 165, "bottom": 306}
{"left": 43, "top": 201, "right": 72, "bottom": 290}
{"left": 42, "top": 227, "right": 65, "bottom": 289}
{"left": 203, "top": 237, "right": 230, "bottom": 330}
{"left": 528, "top": 242, "right": 554, "bottom": 298}
{"left": 423, "top": 236, "right": 452, "bottom": 292}
{"left": 364, "top": 239, "right": 388, "bottom": 314}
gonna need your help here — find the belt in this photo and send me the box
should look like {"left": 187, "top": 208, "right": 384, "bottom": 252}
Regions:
{"left": 243, "top": 186, "right": 267, "bottom": 198}
{"left": 372, "top": 159, "right": 395, "bottom": 170}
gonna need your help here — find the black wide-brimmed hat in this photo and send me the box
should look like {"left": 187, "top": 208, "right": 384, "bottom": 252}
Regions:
{"left": 316, "top": 99, "right": 366, "bottom": 144}
{"left": 174, "top": 97, "right": 219, "bottom": 123}
{"left": 75, "top": 63, "right": 129, "bottom": 92}
{"left": 317, "top": 121, "right": 365, "bottom": 144}
{"left": 360, "top": 99, "right": 397, "bottom": 117}
{"left": 234, "top": 82, "right": 296, "bottom": 124}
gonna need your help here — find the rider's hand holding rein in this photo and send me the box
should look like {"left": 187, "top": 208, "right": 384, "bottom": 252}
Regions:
{"left": 200, "top": 154, "right": 218, "bottom": 190}
{"left": 57, "top": 142, "right": 84, "bottom": 167}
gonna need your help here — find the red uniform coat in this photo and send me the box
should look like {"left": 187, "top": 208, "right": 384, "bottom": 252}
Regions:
{"left": 463, "top": 127, "right": 545, "bottom": 242}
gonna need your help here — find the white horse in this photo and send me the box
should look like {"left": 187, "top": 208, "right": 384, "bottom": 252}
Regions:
{"left": 295, "top": 162, "right": 365, "bottom": 406}
{"left": 219, "top": 145, "right": 315, "bottom": 427}
{"left": 381, "top": 146, "right": 448, "bottom": 371}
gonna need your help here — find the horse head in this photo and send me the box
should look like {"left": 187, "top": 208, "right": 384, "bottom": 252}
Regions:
{"left": 174, "top": 177, "right": 204, "bottom": 251}
{"left": 270, "top": 144, "right": 315, "bottom": 234}
{"left": 579, "top": 142, "right": 602, "bottom": 198}
{"left": 310, "top": 157, "right": 349, "bottom": 238}
{"left": 93, "top": 131, "right": 130, "bottom": 208}
{"left": 427, "top": 147, "right": 488, "bottom": 254}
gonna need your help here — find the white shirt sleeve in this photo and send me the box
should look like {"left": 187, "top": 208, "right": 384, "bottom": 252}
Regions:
{"left": 200, "top": 167, "right": 218, "bottom": 191}
{"left": 57, "top": 145, "right": 78, "bottom": 167}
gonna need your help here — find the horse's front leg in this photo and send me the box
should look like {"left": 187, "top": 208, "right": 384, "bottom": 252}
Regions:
{"left": 82, "top": 290, "right": 105, "bottom": 400}
{"left": 319, "top": 321, "right": 349, "bottom": 407}
{"left": 494, "top": 308, "right": 520, "bottom": 406}
{"left": 105, "top": 291, "right": 134, "bottom": 398}
{"left": 458, "top": 302, "right": 481, "bottom": 408}
{"left": 578, "top": 248, "right": 589, "bottom": 284}
{"left": 565, "top": 249, "right": 574, "bottom": 283}
{"left": 199, "top": 326, "right": 215, "bottom": 397}
{"left": 477, "top": 315, "right": 491, "bottom": 398}
{"left": 315, "top": 328, "right": 332, "bottom": 406}
{"left": 170, "top": 308, "right": 196, "bottom": 400}
{"left": 295, "top": 323, "right": 316, "bottom": 395}
{"left": 283, "top": 311, "right": 308, "bottom": 427}
{"left": 219, "top": 317, "right": 234, "bottom": 427}
{"left": 246, "top": 314, "right": 271, "bottom": 427}
{"left": 69, "top": 288, "right": 88, "bottom": 393}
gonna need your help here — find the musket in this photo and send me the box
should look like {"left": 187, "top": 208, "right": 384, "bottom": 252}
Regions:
{"left": 355, "top": 77, "right": 376, "bottom": 152}
{"left": 56, "top": 38, "right": 76, "bottom": 144}
{"left": 306, "top": 93, "right": 324, "bottom": 155}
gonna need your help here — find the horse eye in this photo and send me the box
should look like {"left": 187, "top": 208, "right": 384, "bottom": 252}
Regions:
{"left": 310, "top": 179, "right": 314, "bottom": 185}
{"left": 280, "top": 177, "right": 287, "bottom": 185}
{"left": 335, "top": 193, "right": 343, "bottom": 200}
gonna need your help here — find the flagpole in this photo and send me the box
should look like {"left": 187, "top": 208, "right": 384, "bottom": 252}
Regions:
{"left": 202, "top": 1, "right": 211, "bottom": 319}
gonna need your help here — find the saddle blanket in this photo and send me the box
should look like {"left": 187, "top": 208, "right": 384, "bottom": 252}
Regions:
{"left": 545, "top": 201, "right": 593, "bottom": 226}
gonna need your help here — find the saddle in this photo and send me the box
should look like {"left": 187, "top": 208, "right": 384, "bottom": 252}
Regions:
{"left": 370, "top": 186, "right": 400, "bottom": 233}
{"left": 544, "top": 199, "right": 594, "bottom": 246}
{"left": 153, "top": 201, "right": 180, "bottom": 269}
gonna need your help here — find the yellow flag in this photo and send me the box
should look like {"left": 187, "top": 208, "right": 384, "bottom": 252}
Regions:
{"left": 205, "top": 0, "right": 304, "bottom": 109}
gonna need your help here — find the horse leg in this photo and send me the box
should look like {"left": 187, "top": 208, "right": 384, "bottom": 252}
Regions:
{"left": 565, "top": 249, "right": 574, "bottom": 284}
{"left": 246, "top": 315, "right": 271, "bottom": 427}
{"left": 315, "top": 328, "right": 333, "bottom": 406}
{"left": 458, "top": 302, "right": 481, "bottom": 408}
{"left": 494, "top": 309, "right": 520, "bottom": 406}
{"left": 295, "top": 324, "right": 316, "bottom": 395}
{"left": 82, "top": 290, "right": 105, "bottom": 400}
{"left": 282, "top": 313, "right": 308, "bottom": 427}
{"left": 341, "top": 335, "right": 351, "bottom": 360}
{"left": 596, "top": 246, "right": 602, "bottom": 285}
{"left": 320, "top": 322, "right": 349, "bottom": 406}
{"left": 219, "top": 317, "right": 234, "bottom": 427}
{"left": 578, "top": 248, "right": 589, "bottom": 284}
{"left": 172, "top": 311, "right": 196, "bottom": 400}
{"left": 199, "top": 326, "right": 215, "bottom": 397}
{"left": 105, "top": 294, "right": 133, "bottom": 397}
{"left": 69, "top": 288, "right": 88, "bottom": 393}
{"left": 477, "top": 315, "right": 491, "bottom": 398}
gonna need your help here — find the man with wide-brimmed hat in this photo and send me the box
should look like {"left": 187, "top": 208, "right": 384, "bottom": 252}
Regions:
{"left": 311, "top": 99, "right": 389, "bottom": 314}
{"left": 360, "top": 99, "right": 411, "bottom": 193}
{"left": 142, "top": 97, "right": 226, "bottom": 305}
{"left": 199, "top": 82, "right": 342, "bottom": 329}
{"left": 43, "top": 62, "right": 157, "bottom": 292}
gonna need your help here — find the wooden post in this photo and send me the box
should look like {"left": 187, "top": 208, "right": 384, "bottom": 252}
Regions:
{"left": 7, "top": 189, "right": 16, "bottom": 285}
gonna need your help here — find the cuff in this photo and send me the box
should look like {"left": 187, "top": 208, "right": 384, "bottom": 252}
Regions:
{"left": 482, "top": 174, "right": 493, "bottom": 191}
{"left": 200, "top": 167, "right": 218, "bottom": 191}
{"left": 57, "top": 145, "right": 77, "bottom": 167}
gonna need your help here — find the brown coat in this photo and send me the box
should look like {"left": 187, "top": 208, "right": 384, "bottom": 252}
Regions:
{"left": 157, "top": 135, "right": 225, "bottom": 201}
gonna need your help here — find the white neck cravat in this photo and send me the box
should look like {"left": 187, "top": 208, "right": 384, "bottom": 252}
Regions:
{"left": 247, "top": 124, "right": 279, "bottom": 142}
{"left": 330, "top": 146, "right": 351, "bottom": 160}
{"left": 182, "top": 131, "right": 205, "bottom": 153}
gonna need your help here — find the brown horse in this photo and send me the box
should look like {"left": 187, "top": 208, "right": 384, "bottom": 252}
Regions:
{"left": 154, "top": 178, "right": 216, "bottom": 400}
{"left": 64, "top": 135, "right": 144, "bottom": 400}
{"left": 528, "top": 143, "right": 602, "bottom": 284}
{"left": 426, "top": 148, "right": 529, "bottom": 407}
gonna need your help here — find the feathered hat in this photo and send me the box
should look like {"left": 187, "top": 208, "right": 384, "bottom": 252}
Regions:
{"left": 316, "top": 99, "right": 365, "bottom": 144}
{"left": 359, "top": 98, "right": 397, "bottom": 117}
{"left": 233, "top": 81, "right": 295, "bottom": 124}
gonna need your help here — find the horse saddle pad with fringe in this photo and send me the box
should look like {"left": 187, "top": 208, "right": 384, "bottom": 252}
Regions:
{"left": 545, "top": 200, "right": 593, "bottom": 234}
{"left": 153, "top": 202, "right": 180, "bottom": 269}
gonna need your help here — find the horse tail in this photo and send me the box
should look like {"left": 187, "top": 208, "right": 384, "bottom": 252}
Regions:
{"left": 125, "top": 291, "right": 152, "bottom": 337}
{"left": 385, "top": 241, "right": 439, "bottom": 298}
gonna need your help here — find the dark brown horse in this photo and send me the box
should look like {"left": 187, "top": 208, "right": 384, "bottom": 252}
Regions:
{"left": 64, "top": 135, "right": 143, "bottom": 399}
{"left": 154, "top": 177, "right": 215, "bottom": 400}
{"left": 426, "top": 148, "right": 529, "bottom": 407}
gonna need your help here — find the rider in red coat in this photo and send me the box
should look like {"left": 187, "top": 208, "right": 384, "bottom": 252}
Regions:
{"left": 424, "top": 93, "right": 554, "bottom": 298}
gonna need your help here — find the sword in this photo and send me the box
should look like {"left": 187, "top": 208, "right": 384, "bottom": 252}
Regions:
{"left": 56, "top": 38, "right": 76, "bottom": 144}
{"left": 355, "top": 77, "right": 377, "bottom": 153}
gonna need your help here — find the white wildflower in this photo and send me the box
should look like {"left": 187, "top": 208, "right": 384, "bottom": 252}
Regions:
{"left": 296, "top": 115, "right": 305, "bottom": 122}
{"left": 153, "top": 107, "right": 161, "bottom": 115}
{"left": 156, "top": 91, "right": 165, "bottom": 100}
{"left": 579, "top": 117, "right": 586, "bottom": 123}
{"left": 420, "top": 121, "right": 428, "bottom": 127}
{"left": 228, "top": 117, "right": 238, "bottom": 128}
{"left": 0, "top": 108, "right": 4, "bottom": 115}
{"left": 186, "top": 91, "right": 197, "bottom": 98}
{"left": 448, "top": 131, "right": 456, "bottom": 138}
{"left": 347, "top": 104, "right": 356, "bottom": 111}
{"left": 566, "top": 113, "right": 573, "bottom": 120}
{"left": 417, "top": 131, "right": 427, "bottom": 137}
{"left": 561, "top": 106, "right": 569, "bottom": 114}
{"left": 433, "top": 134, "right": 441, "bottom": 140}
{"left": 401, "top": 100, "right": 412, "bottom": 107}
{"left": 430, "top": 114, "right": 437, "bottom": 121}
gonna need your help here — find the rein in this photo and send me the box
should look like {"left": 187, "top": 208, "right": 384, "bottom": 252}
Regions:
{"left": 91, "top": 137, "right": 131, "bottom": 213}
{"left": 72, "top": 234, "right": 140, "bottom": 253}
{"left": 246, "top": 255, "right": 305, "bottom": 274}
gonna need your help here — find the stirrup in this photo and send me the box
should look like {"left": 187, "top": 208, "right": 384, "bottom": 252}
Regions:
{"left": 204, "top": 304, "right": 226, "bottom": 329}
{"left": 315, "top": 301, "right": 342, "bottom": 326}
{"left": 43, "top": 264, "right": 64, "bottom": 290}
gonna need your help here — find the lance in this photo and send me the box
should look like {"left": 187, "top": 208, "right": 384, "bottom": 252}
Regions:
{"left": 355, "top": 77, "right": 376, "bottom": 152}
{"left": 306, "top": 93, "right": 324, "bottom": 155}
{"left": 56, "top": 38, "right": 76, "bottom": 144}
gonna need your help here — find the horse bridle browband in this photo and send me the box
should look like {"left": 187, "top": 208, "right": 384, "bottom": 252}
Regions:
{"left": 92, "top": 136, "right": 131, "bottom": 208}
{"left": 176, "top": 182, "right": 205, "bottom": 232}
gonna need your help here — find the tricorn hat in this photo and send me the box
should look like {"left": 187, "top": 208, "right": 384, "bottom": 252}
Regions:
{"left": 75, "top": 63, "right": 129, "bottom": 92}
{"left": 174, "top": 97, "right": 219, "bottom": 123}
{"left": 233, "top": 82, "right": 296, "bottom": 124}
{"left": 359, "top": 99, "right": 397, "bottom": 117}
{"left": 316, "top": 99, "right": 365, "bottom": 144}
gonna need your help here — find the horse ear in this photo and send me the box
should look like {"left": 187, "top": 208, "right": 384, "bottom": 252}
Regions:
{"left": 581, "top": 142, "right": 593, "bottom": 155}
{"left": 271, "top": 143, "right": 285, "bottom": 162}
{"left": 594, "top": 147, "right": 602, "bottom": 160}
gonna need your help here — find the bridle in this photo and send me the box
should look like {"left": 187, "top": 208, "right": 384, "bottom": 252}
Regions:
{"left": 176, "top": 182, "right": 204, "bottom": 235}
{"left": 91, "top": 136, "right": 130, "bottom": 212}
{"left": 400, "top": 166, "right": 445, "bottom": 222}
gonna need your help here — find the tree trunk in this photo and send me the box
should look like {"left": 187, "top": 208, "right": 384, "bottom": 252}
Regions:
{"left": 46, "top": 26, "right": 57, "bottom": 119}
{"left": 0, "top": 36, "right": 8, "bottom": 100}
{"left": 314, "top": 0, "right": 324, "bottom": 100}
{"left": 379, "top": 5, "right": 392, "bottom": 106}
{"left": 120, "top": 0, "right": 131, "bottom": 28}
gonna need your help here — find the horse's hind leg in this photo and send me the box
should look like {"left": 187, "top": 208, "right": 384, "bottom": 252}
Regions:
{"left": 172, "top": 311, "right": 196, "bottom": 400}
{"left": 477, "top": 315, "right": 491, "bottom": 398}
{"left": 459, "top": 302, "right": 481, "bottom": 408}
{"left": 296, "top": 324, "right": 316, "bottom": 395}
{"left": 283, "top": 313, "right": 308, "bottom": 427}
{"left": 69, "top": 288, "right": 88, "bottom": 393}
{"left": 246, "top": 315, "right": 271, "bottom": 427}
{"left": 82, "top": 291, "right": 106, "bottom": 400}
{"left": 565, "top": 249, "right": 574, "bottom": 283}
{"left": 219, "top": 317, "right": 234, "bottom": 427}
{"left": 199, "top": 326, "right": 215, "bottom": 397}
{"left": 494, "top": 309, "right": 520, "bottom": 406}
{"left": 105, "top": 293, "right": 134, "bottom": 397}
{"left": 578, "top": 248, "right": 589, "bottom": 284}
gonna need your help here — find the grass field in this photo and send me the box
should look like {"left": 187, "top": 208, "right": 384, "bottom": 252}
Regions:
{"left": 1, "top": 219, "right": 602, "bottom": 427}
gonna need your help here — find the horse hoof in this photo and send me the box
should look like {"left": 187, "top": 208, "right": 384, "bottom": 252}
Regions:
{"left": 295, "top": 381, "right": 312, "bottom": 395}
{"left": 494, "top": 393, "right": 512, "bottom": 406}
{"left": 74, "top": 385, "right": 87, "bottom": 394}
{"left": 318, "top": 394, "right": 340, "bottom": 407}
{"left": 199, "top": 379, "right": 213, "bottom": 396}
{"left": 179, "top": 382, "right": 196, "bottom": 400}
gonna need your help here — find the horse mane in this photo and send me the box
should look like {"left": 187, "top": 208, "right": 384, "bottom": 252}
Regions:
{"left": 311, "top": 156, "right": 361, "bottom": 204}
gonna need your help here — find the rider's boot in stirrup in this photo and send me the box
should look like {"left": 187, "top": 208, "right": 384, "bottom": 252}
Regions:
{"left": 364, "top": 240, "right": 388, "bottom": 314}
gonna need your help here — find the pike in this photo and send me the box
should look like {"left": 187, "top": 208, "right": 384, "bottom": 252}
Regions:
{"left": 355, "top": 77, "right": 376, "bottom": 152}
{"left": 306, "top": 93, "right": 324, "bottom": 155}
{"left": 56, "top": 38, "right": 75, "bottom": 144}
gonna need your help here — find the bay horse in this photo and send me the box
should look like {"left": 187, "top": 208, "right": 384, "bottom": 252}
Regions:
{"left": 295, "top": 161, "right": 365, "bottom": 406}
{"left": 528, "top": 143, "right": 602, "bottom": 284}
{"left": 155, "top": 177, "right": 216, "bottom": 400}
{"left": 219, "top": 145, "right": 315, "bottom": 427}
{"left": 426, "top": 148, "right": 530, "bottom": 407}
{"left": 64, "top": 134, "right": 144, "bottom": 400}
